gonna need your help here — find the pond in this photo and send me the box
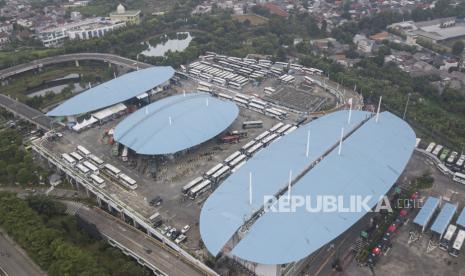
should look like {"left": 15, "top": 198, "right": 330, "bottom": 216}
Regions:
{"left": 140, "top": 32, "right": 193, "bottom": 57}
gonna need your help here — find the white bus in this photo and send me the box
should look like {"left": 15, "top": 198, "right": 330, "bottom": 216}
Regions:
{"left": 235, "top": 93, "right": 250, "bottom": 101}
{"left": 198, "top": 86, "right": 212, "bottom": 93}
{"left": 262, "top": 133, "right": 279, "bottom": 146}
{"left": 229, "top": 82, "right": 243, "bottom": 90}
{"left": 249, "top": 102, "right": 265, "bottom": 112}
{"left": 76, "top": 163, "right": 90, "bottom": 175}
{"left": 234, "top": 97, "right": 248, "bottom": 107}
{"left": 121, "top": 146, "right": 128, "bottom": 162}
{"left": 264, "top": 87, "right": 276, "bottom": 95}
{"left": 250, "top": 98, "right": 267, "bottom": 107}
{"left": 69, "top": 152, "right": 84, "bottom": 162}
{"left": 453, "top": 172, "right": 465, "bottom": 184}
{"left": 83, "top": 161, "right": 99, "bottom": 174}
{"left": 265, "top": 108, "right": 284, "bottom": 119}
{"left": 189, "top": 179, "right": 211, "bottom": 199}
{"left": 218, "top": 93, "right": 233, "bottom": 101}
{"left": 447, "top": 151, "right": 458, "bottom": 166}
{"left": 232, "top": 161, "right": 246, "bottom": 173}
{"left": 415, "top": 138, "right": 421, "bottom": 148}
{"left": 205, "top": 163, "right": 224, "bottom": 179}
{"left": 426, "top": 142, "right": 436, "bottom": 153}
{"left": 229, "top": 154, "right": 247, "bottom": 168}
{"left": 304, "top": 76, "right": 314, "bottom": 84}
{"left": 440, "top": 224, "right": 457, "bottom": 251}
{"left": 241, "top": 140, "right": 256, "bottom": 153}
{"left": 212, "top": 77, "right": 226, "bottom": 86}
{"left": 284, "top": 125, "right": 298, "bottom": 135}
{"left": 183, "top": 176, "right": 204, "bottom": 195}
{"left": 224, "top": 151, "right": 242, "bottom": 164}
{"left": 104, "top": 163, "right": 121, "bottom": 177}
{"left": 438, "top": 163, "right": 450, "bottom": 175}
{"left": 62, "top": 153, "right": 76, "bottom": 166}
{"left": 242, "top": 120, "right": 263, "bottom": 129}
{"left": 455, "top": 155, "right": 465, "bottom": 171}
{"left": 450, "top": 229, "right": 465, "bottom": 257}
{"left": 89, "top": 154, "right": 104, "bottom": 166}
{"left": 275, "top": 61, "right": 289, "bottom": 67}
{"left": 90, "top": 174, "right": 105, "bottom": 188}
{"left": 255, "top": 131, "right": 270, "bottom": 142}
{"left": 76, "top": 145, "right": 90, "bottom": 157}
{"left": 198, "top": 81, "right": 212, "bottom": 88}
{"left": 432, "top": 145, "right": 443, "bottom": 156}
{"left": 276, "top": 124, "right": 292, "bottom": 135}
{"left": 119, "top": 173, "right": 137, "bottom": 190}
{"left": 246, "top": 142, "right": 263, "bottom": 156}
{"left": 270, "top": 122, "right": 285, "bottom": 133}
{"left": 211, "top": 165, "right": 230, "bottom": 183}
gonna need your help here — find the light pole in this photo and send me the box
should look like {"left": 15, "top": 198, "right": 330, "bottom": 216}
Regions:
{"left": 403, "top": 93, "right": 411, "bottom": 120}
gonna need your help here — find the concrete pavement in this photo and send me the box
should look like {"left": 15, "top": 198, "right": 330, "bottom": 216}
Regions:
{"left": 0, "top": 230, "right": 45, "bottom": 276}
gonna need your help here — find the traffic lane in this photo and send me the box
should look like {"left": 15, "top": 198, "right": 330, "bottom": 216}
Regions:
{"left": 0, "top": 53, "right": 151, "bottom": 78}
{"left": 0, "top": 231, "right": 44, "bottom": 276}
{"left": 76, "top": 207, "right": 204, "bottom": 276}
{"left": 0, "top": 94, "right": 52, "bottom": 129}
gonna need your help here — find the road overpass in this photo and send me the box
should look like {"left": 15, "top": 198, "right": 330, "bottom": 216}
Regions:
{"left": 0, "top": 53, "right": 151, "bottom": 80}
{"left": 0, "top": 94, "right": 54, "bottom": 130}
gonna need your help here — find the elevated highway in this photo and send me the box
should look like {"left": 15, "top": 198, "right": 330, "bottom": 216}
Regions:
{"left": 0, "top": 53, "right": 151, "bottom": 80}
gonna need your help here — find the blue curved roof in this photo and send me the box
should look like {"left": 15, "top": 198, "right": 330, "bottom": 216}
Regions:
{"left": 113, "top": 92, "right": 239, "bottom": 155}
{"left": 200, "top": 111, "right": 416, "bottom": 265}
{"left": 47, "top": 66, "right": 174, "bottom": 116}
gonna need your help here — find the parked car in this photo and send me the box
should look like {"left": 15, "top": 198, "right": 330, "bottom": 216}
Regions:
{"left": 175, "top": 234, "right": 187, "bottom": 244}
{"left": 181, "top": 225, "right": 191, "bottom": 234}
{"left": 150, "top": 196, "right": 163, "bottom": 206}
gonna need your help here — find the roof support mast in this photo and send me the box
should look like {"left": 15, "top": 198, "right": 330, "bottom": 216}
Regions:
{"left": 376, "top": 96, "right": 382, "bottom": 123}
{"left": 306, "top": 130, "right": 311, "bottom": 158}
{"left": 347, "top": 98, "right": 352, "bottom": 124}
{"left": 288, "top": 170, "right": 292, "bottom": 201}
{"left": 249, "top": 172, "right": 253, "bottom": 205}
{"left": 338, "top": 127, "right": 344, "bottom": 155}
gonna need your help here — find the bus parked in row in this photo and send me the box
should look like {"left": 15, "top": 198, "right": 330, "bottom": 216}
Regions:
{"left": 182, "top": 176, "right": 203, "bottom": 195}
{"left": 189, "top": 179, "right": 212, "bottom": 199}
{"left": 242, "top": 120, "right": 263, "bottom": 129}
{"left": 62, "top": 153, "right": 76, "bottom": 166}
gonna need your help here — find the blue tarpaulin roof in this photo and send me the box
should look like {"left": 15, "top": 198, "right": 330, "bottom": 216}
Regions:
{"left": 113, "top": 93, "right": 239, "bottom": 155}
{"left": 200, "top": 111, "right": 416, "bottom": 264}
{"left": 431, "top": 202, "right": 457, "bottom": 237}
{"left": 456, "top": 208, "right": 465, "bottom": 228}
{"left": 413, "top": 196, "right": 440, "bottom": 228}
{"left": 47, "top": 66, "right": 174, "bottom": 116}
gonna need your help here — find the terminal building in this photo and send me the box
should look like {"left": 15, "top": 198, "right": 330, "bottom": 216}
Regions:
{"left": 47, "top": 66, "right": 175, "bottom": 130}
{"left": 200, "top": 110, "right": 416, "bottom": 275}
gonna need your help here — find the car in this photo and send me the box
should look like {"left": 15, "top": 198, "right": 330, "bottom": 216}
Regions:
{"left": 181, "top": 225, "right": 190, "bottom": 234}
{"left": 175, "top": 234, "right": 187, "bottom": 244}
{"left": 167, "top": 228, "right": 176, "bottom": 238}
{"left": 160, "top": 225, "right": 170, "bottom": 235}
{"left": 171, "top": 231, "right": 181, "bottom": 240}
{"left": 149, "top": 196, "right": 163, "bottom": 206}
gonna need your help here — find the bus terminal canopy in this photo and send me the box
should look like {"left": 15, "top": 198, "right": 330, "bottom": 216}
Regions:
{"left": 200, "top": 111, "right": 416, "bottom": 265}
{"left": 431, "top": 202, "right": 457, "bottom": 238}
{"left": 47, "top": 66, "right": 174, "bottom": 116}
{"left": 413, "top": 196, "right": 440, "bottom": 231}
{"left": 113, "top": 92, "right": 239, "bottom": 155}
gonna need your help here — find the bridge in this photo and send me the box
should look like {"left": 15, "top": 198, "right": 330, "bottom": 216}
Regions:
{"left": 0, "top": 53, "right": 151, "bottom": 80}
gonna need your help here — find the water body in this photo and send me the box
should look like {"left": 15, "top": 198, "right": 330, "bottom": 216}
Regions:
{"left": 27, "top": 83, "right": 86, "bottom": 98}
{"left": 140, "top": 32, "right": 193, "bottom": 57}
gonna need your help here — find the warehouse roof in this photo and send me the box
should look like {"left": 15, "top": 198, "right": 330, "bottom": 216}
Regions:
{"left": 113, "top": 92, "right": 239, "bottom": 155}
{"left": 456, "top": 208, "right": 465, "bottom": 228}
{"left": 431, "top": 202, "right": 457, "bottom": 237}
{"left": 200, "top": 111, "right": 416, "bottom": 264}
{"left": 413, "top": 196, "right": 440, "bottom": 227}
{"left": 47, "top": 66, "right": 174, "bottom": 116}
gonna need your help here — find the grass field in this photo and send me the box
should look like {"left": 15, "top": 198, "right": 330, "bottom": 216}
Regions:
{"left": 232, "top": 14, "right": 269, "bottom": 26}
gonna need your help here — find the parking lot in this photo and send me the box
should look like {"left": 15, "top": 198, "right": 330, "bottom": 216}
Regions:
{"left": 344, "top": 151, "right": 465, "bottom": 276}
{"left": 40, "top": 82, "right": 283, "bottom": 250}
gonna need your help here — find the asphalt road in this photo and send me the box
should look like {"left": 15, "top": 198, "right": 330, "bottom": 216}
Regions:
{"left": 0, "top": 94, "right": 53, "bottom": 130}
{"left": 0, "top": 53, "right": 151, "bottom": 79}
{"left": 0, "top": 230, "right": 45, "bottom": 276}
{"left": 72, "top": 203, "right": 205, "bottom": 276}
